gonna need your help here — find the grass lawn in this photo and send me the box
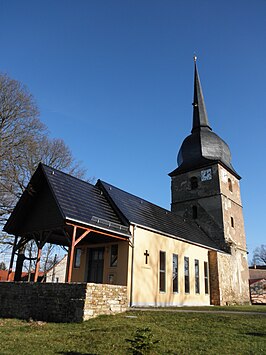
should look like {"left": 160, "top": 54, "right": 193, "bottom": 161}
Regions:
{"left": 0, "top": 307, "right": 265, "bottom": 355}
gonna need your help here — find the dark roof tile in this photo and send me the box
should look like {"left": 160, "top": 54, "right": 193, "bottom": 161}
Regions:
{"left": 5, "top": 163, "right": 220, "bottom": 249}
{"left": 41, "top": 165, "right": 129, "bottom": 235}
{"left": 99, "top": 180, "right": 219, "bottom": 250}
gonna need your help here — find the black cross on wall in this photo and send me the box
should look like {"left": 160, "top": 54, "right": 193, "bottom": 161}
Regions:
{"left": 144, "top": 250, "right": 149, "bottom": 264}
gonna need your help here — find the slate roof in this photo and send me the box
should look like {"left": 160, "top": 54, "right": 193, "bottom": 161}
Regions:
{"left": 98, "top": 180, "right": 219, "bottom": 250}
{"left": 41, "top": 165, "right": 130, "bottom": 236}
{"left": 4, "top": 164, "right": 130, "bottom": 237}
{"left": 5, "top": 163, "right": 220, "bottom": 250}
{"left": 169, "top": 61, "right": 240, "bottom": 179}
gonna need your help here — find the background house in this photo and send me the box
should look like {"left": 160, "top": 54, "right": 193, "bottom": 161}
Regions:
{"left": 45, "top": 255, "right": 67, "bottom": 283}
{"left": 249, "top": 265, "right": 266, "bottom": 304}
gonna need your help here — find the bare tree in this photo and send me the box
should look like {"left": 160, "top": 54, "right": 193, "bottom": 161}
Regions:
{"left": 0, "top": 73, "right": 43, "bottom": 226}
{"left": 0, "top": 72, "right": 86, "bottom": 228}
{"left": 23, "top": 240, "right": 37, "bottom": 281}
{"left": 0, "top": 72, "right": 87, "bottom": 271}
{"left": 252, "top": 245, "right": 266, "bottom": 265}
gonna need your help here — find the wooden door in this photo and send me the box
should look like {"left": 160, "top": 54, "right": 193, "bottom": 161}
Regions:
{"left": 87, "top": 247, "right": 104, "bottom": 283}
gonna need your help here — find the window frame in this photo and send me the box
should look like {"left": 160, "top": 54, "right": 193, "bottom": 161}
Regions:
{"left": 159, "top": 251, "right": 166, "bottom": 292}
{"left": 74, "top": 248, "right": 82, "bottom": 268}
{"left": 172, "top": 254, "right": 178, "bottom": 293}
{"left": 184, "top": 256, "right": 190, "bottom": 293}
{"left": 190, "top": 176, "right": 198, "bottom": 190}
{"left": 195, "top": 259, "right": 200, "bottom": 294}
{"left": 228, "top": 178, "right": 233, "bottom": 192}
{"left": 110, "top": 244, "right": 118, "bottom": 267}
{"left": 204, "top": 261, "right": 209, "bottom": 294}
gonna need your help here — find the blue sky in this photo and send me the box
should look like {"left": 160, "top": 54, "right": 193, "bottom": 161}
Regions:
{"left": 1, "top": 0, "right": 265, "bottom": 261}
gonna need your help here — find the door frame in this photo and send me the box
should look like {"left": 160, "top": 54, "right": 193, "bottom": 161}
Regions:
{"left": 86, "top": 246, "right": 105, "bottom": 283}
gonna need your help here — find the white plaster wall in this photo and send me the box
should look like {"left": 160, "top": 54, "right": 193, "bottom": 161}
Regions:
{"left": 131, "top": 226, "right": 211, "bottom": 307}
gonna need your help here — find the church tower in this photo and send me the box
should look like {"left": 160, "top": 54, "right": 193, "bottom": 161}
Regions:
{"left": 169, "top": 59, "right": 250, "bottom": 305}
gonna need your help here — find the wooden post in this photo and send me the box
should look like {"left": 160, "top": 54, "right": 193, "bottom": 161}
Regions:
{"left": 34, "top": 246, "right": 42, "bottom": 282}
{"left": 14, "top": 244, "right": 26, "bottom": 281}
{"left": 7, "top": 235, "right": 18, "bottom": 281}
{"left": 67, "top": 226, "right": 76, "bottom": 283}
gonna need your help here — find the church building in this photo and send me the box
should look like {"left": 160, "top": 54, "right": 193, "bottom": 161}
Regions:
{"left": 4, "top": 60, "right": 250, "bottom": 307}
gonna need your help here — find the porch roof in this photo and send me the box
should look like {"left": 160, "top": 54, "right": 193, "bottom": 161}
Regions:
{"left": 4, "top": 164, "right": 130, "bottom": 239}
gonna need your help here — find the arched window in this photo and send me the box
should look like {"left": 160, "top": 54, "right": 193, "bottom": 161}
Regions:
{"left": 192, "top": 205, "right": 198, "bottom": 219}
{"left": 228, "top": 178, "right": 233, "bottom": 192}
{"left": 231, "top": 216, "right": 234, "bottom": 228}
{"left": 190, "top": 176, "right": 198, "bottom": 190}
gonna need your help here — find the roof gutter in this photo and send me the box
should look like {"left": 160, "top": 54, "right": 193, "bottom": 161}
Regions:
{"left": 65, "top": 217, "right": 131, "bottom": 238}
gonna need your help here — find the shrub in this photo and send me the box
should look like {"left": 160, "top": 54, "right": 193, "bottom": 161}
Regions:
{"left": 126, "top": 327, "right": 159, "bottom": 355}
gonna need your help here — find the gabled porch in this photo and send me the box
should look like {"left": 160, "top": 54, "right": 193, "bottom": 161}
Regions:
{"left": 7, "top": 220, "right": 131, "bottom": 285}
{"left": 3, "top": 163, "right": 131, "bottom": 285}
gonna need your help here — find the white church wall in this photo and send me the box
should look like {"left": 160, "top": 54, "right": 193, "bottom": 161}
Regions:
{"left": 131, "top": 226, "right": 211, "bottom": 307}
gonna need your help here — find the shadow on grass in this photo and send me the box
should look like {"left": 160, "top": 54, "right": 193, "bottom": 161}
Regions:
{"left": 246, "top": 332, "right": 266, "bottom": 337}
{"left": 57, "top": 352, "right": 97, "bottom": 355}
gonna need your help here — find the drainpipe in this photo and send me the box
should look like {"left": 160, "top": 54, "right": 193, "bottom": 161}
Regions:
{"left": 129, "top": 225, "right": 136, "bottom": 307}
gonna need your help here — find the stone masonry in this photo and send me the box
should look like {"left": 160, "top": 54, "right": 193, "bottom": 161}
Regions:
{"left": 83, "top": 283, "right": 128, "bottom": 320}
{"left": 0, "top": 282, "right": 128, "bottom": 322}
{"left": 170, "top": 162, "right": 250, "bottom": 305}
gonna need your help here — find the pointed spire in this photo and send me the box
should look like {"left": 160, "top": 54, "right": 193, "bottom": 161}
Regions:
{"left": 191, "top": 57, "right": 212, "bottom": 133}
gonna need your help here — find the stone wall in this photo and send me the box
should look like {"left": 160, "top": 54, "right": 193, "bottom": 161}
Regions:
{"left": 0, "top": 282, "right": 128, "bottom": 322}
{"left": 217, "top": 249, "right": 250, "bottom": 305}
{"left": 208, "top": 249, "right": 250, "bottom": 306}
{"left": 84, "top": 283, "right": 128, "bottom": 320}
{"left": 250, "top": 279, "right": 266, "bottom": 304}
{"left": 170, "top": 165, "right": 229, "bottom": 252}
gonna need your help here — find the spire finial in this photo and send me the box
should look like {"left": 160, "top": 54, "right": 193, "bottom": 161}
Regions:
{"left": 191, "top": 59, "right": 212, "bottom": 133}
{"left": 193, "top": 54, "right": 197, "bottom": 63}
